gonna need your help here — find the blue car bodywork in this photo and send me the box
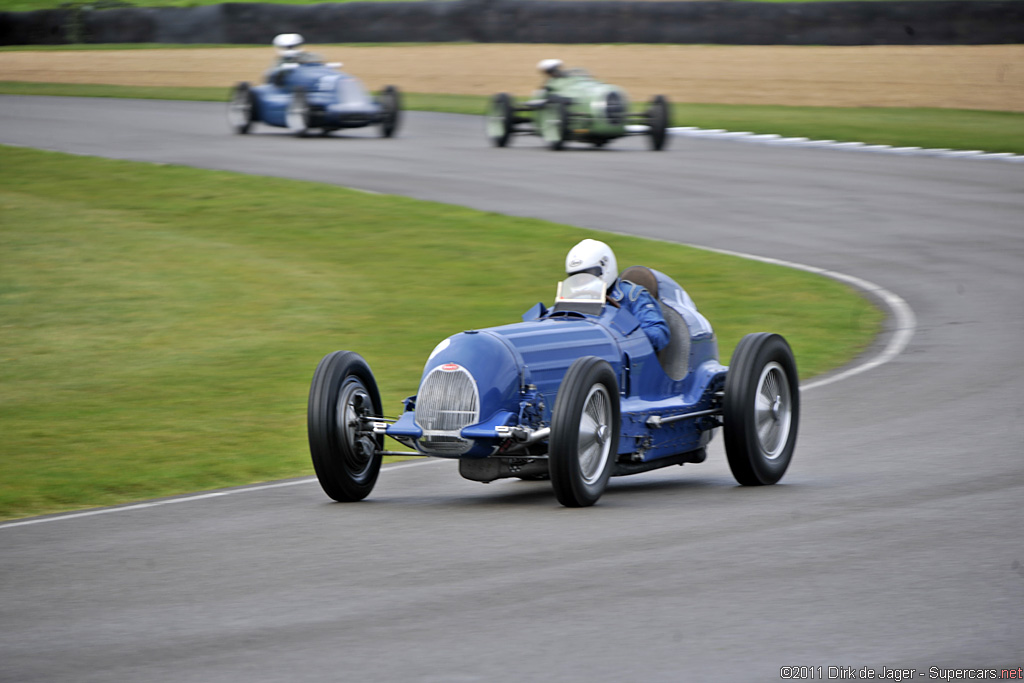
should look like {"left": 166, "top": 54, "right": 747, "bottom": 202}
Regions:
{"left": 308, "top": 267, "right": 800, "bottom": 507}
{"left": 386, "top": 269, "right": 724, "bottom": 467}
{"left": 228, "top": 61, "right": 400, "bottom": 137}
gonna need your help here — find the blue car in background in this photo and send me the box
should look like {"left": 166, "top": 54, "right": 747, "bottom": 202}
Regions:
{"left": 308, "top": 266, "right": 800, "bottom": 507}
{"left": 228, "top": 60, "right": 400, "bottom": 138}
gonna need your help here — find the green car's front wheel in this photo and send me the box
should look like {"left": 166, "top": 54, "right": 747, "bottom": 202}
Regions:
{"left": 539, "top": 97, "right": 570, "bottom": 151}
{"left": 488, "top": 92, "right": 515, "bottom": 147}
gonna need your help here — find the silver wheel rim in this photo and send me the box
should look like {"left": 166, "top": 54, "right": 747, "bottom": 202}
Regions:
{"left": 605, "top": 91, "right": 625, "bottom": 126}
{"left": 335, "top": 378, "right": 375, "bottom": 481}
{"left": 541, "top": 104, "right": 562, "bottom": 143}
{"left": 577, "top": 384, "right": 612, "bottom": 485}
{"left": 487, "top": 101, "right": 506, "bottom": 140}
{"left": 754, "top": 361, "right": 792, "bottom": 459}
{"left": 227, "top": 91, "right": 250, "bottom": 128}
{"left": 286, "top": 97, "right": 307, "bottom": 133}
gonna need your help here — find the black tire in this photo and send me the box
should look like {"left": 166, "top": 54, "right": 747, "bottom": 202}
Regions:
{"left": 540, "top": 96, "right": 570, "bottom": 151}
{"left": 286, "top": 88, "right": 312, "bottom": 137}
{"left": 378, "top": 85, "right": 401, "bottom": 138}
{"left": 227, "top": 81, "right": 256, "bottom": 134}
{"left": 308, "top": 351, "right": 384, "bottom": 502}
{"left": 722, "top": 333, "right": 799, "bottom": 486}
{"left": 487, "top": 92, "right": 515, "bottom": 147}
{"left": 549, "top": 357, "right": 620, "bottom": 507}
{"left": 648, "top": 94, "right": 670, "bottom": 151}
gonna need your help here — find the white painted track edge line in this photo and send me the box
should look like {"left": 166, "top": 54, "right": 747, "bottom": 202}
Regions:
{"left": 0, "top": 118, "right": 920, "bottom": 529}
{"left": 668, "top": 126, "right": 1024, "bottom": 162}
{"left": 0, "top": 459, "right": 438, "bottom": 530}
{"left": 2, "top": 240, "right": 917, "bottom": 529}
{"left": 691, "top": 245, "right": 917, "bottom": 391}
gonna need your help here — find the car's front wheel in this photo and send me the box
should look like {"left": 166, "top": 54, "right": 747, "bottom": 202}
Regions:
{"left": 227, "top": 81, "right": 256, "bottom": 134}
{"left": 308, "top": 351, "right": 384, "bottom": 502}
{"left": 286, "top": 89, "right": 312, "bottom": 137}
{"left": 539, "top": 96, "right": 570, "bottom": 151}
{"left": 722, "top": 333, "right": 799, "bottom": 485}
{"left": 549, "top": 356, "right": 620, "bottom": 507}
{"left": 487, "top": 92, "right": 515, "bottom": 147}
{"left": 378, "top": 85, "right": 401, "bottom": 138}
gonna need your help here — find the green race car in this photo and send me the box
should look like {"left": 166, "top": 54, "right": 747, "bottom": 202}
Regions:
{"left": 488, "top": 59, "right": 671, "bottom": 151}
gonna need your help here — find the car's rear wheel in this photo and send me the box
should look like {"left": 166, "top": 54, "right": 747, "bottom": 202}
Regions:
{"left": 487, "top": 93, "right": 515, "bottom": 147}
{"left": 722, "top": 333, "right": 799, "bottom": 485}
{"left": 549, "top": 356, "right": 620, "bottom": 507}
{"left": 539, "top": 97, "right": 570, "bottom": 151}
{"left": 378, "top": 85, "right": 401, "bottom": 138}
{"left": 227, "top": 81, "right": 256, "bottom": 134}
{"left": 308, "top": 351, "right": 384, "bottom": 502}
{"left": 648, "top": 95, "right": 670, "bottom": 151}
{"left": 286, "top": 89, "right": 312, "bottom": 137}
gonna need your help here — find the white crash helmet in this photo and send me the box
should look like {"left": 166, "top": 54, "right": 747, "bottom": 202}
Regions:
{"left": 273, "top": 33, "right": 304, "bottom": 58}
{"left": 566, "top": 238, "right": 618, "bottom": 290}
{"left": 537, "top": 58, "right": 564, "bottom": 76}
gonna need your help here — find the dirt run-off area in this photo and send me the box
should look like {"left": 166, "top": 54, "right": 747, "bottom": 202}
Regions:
{"left": 1, "top": 44, "right": 1022, "bottom": 111}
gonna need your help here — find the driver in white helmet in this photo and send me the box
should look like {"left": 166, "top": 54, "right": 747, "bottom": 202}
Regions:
{"left": 266, "top": 33, "right": 321, "bottom": 85}
{"left": 564, "top": 239, "right": 670, "bottom": 352}
{"left": 537, "top": 58, "right": 567, "bottom": 92}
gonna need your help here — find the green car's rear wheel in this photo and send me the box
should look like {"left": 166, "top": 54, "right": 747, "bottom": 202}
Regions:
{"left": 648, "top": 94, "right": 671, "bottom": 151}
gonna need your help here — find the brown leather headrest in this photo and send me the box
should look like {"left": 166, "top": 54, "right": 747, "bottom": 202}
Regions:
{"left": 619, "top": 266, "right": 659, "bottom": 299}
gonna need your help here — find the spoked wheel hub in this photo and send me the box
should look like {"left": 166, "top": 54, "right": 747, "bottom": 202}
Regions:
{"left": 308, "top": 350, "right": 384, "bottom": 502}
{"left": 336, "top": 378, "right": 377, "bottom": 477}
{"left": 722, "top": 333, "right": 800, "bottom": 486}
{"left": 577, "top": 385, "right": 612, "bottom": 486}
{"left": 549, "top": 356, "right": 620, "bottom": 506}
{"left": 754, "top": 361, "right": 792, "bottom": 460}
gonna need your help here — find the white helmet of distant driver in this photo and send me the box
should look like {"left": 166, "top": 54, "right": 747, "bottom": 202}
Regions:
{"left": 537, "top": 58, "right": 564, "bottom": 76}
{"left": 566, "top": 239, "right": 618, "bottom": 290}
{"left": 273, "top": 33, "right": 304, "bottom": 57}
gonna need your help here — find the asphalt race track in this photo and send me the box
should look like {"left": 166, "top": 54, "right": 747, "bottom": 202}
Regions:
{"left": 2, "top": 96, "right": 1022, "bottom": 681}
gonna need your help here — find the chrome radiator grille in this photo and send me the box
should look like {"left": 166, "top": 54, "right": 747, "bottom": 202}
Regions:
{"left": 338, "top": 77, "right": 370, "bottom": 105}
{"left": 415, "top": 364, "right": 479, "bottom": 455}
{"left": 606, "top": 91, "right": 626, "bottom": 125}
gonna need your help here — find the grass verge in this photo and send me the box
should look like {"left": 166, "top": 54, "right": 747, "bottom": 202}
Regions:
{"left": 3, "top": 81, "right": 1022, "bottom": 153}
{"left": 0, "top": 145, "right": 881, "bottom": 520}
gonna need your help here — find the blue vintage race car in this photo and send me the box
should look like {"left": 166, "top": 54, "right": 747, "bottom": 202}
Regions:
{"left": 227, "top": 60, "right": 400, "bottom": 138}
{"left": 308, "top": 266, "right": 799, "bottom": 507}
